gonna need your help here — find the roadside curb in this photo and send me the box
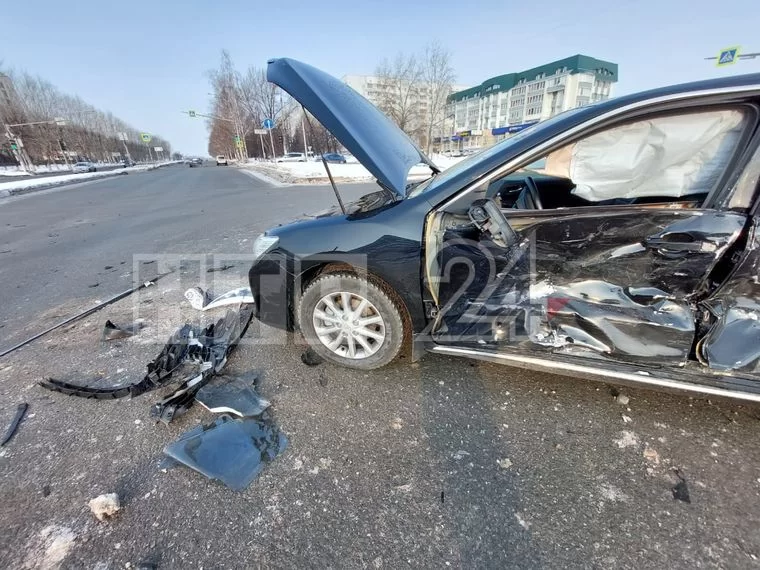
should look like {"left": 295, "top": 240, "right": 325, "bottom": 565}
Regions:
{"left": 237, "top": 167, "right": 288, "bottom": 187}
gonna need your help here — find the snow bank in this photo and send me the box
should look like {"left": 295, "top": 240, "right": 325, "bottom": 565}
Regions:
{"left": 0, "top": 163, "right": 177, "bottom": 198}
{"left": 0, "top": 162, "right": 137, "bottom": 177}
{"left": 241, "top": 154, "right": 465, "bottom": 185}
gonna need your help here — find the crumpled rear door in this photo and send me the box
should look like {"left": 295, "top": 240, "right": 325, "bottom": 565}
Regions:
{"left": 435, "top": 207, "right": 746, "bottom": 366}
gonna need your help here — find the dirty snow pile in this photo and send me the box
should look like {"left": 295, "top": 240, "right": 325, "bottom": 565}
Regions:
{"left": 0, "top": 162, "right": 127, "bottom": 177}
{"left": 242, "top": 154, "right": 466, "bottom": 184}
{"left": 0, "top": 164, "right": 163, "bottom": 197}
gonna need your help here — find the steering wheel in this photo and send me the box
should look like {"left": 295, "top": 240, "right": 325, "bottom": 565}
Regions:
{"left": 523, "top": 176, "right": 543, "bottom": 210}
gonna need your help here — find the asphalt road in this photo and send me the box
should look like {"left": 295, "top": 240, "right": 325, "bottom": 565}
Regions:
{"left": 1, "top": 165, "right": 760, "bottom": 569}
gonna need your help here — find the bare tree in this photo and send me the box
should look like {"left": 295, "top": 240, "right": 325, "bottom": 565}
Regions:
{"left": 0, "top": 64, "right": 172, "bottom": 166}
{"left": 207, "top": 53, "right": 294, "bottom": 159}
{"left": 374, "top": 54, "right": 424, "bottom": 139}
{"left": 420, "top": 42, "right": 456, "bottom": 155}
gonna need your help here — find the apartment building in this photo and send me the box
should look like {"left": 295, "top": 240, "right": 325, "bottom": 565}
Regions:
{"left": 444, "top": 54, "right": 618, "bottom": 151}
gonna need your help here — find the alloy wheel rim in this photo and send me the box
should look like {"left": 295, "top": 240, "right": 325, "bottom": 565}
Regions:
{"left": 312, "top": 291, "right": 386, "bottom": 359}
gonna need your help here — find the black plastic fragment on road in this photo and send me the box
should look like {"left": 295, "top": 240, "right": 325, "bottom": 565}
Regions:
{"left": 671, "top": 469, "right": 691, "bottom": 503}
{"left": 0, "top": 272, "right": 170, "bottom": 359}
{"left": 195, "top": 374, "right": 269, "bottom": 417}
{"left": 150, "top": 305, "right": 255, "bottom": 423}
{"left": 164, "top": 413, "right": 287, "bottom": 491}
{"left": 1, "top": 403, "right": 28, "bottom": 446}
{"left": 102, "top": 319, "right": 145, "bottom": 341}
{"left": 207, "top": 264, "right": 235, "bottom": 273}
{"left": 41, "top": 324, "right": 195, "bottom": 400}
{"left": 301, "top": 347, "right": 324, "bottom": 366}
{"left": 40, "top": 304, "right": 254, "bottom": 424}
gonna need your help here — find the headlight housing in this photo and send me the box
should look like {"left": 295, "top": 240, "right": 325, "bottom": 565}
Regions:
{"left": 252, "top": 234, "right": 279, "bottom": 262}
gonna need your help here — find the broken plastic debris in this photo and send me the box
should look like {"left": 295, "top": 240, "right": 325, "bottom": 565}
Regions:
{"left": 163, "top": 414, "right": 287, "bottom": 491}
{"left": 0, "top": 273, "right": 170, "bottom": 359}
{"left": 184, "top": 286, "right": 212, "bottom": 310}
{"left": 207, "top": 264, "right": 235, "bottom": 273}
{"left": 195, "top": 375, "right": 270, "bottom": 417}
{"left": 102, "top": 319, "right": 144, "bottom": 341}
{"left": 184, "top": 286, "right": 254, "bottom": 311}
{"left": 616, "top": 394, "right": 630, "bottom": 405}
{"left": 150, "top": 306, "right": 255, "bottom": 424}
{"left": 42, "top": 306, "right": 254, "bottom": 417}
{"left": 1, "top": 402, "right": 28, "bottom": 446}
{"left": 41, "top": 323, "right": 196, "bottom": 400}
{"left": 88, "top": 493, "right": 121, "bottom": 521}
{"left": 300, "top": 347, "right": 324, "bottom": 366}
{"left": 671, "top": 469, "right": 691, "bottom": 503}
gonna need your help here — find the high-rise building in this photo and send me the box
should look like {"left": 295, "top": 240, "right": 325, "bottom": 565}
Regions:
{"left": 444, "top": 55, "right": 618, "bottom": 151}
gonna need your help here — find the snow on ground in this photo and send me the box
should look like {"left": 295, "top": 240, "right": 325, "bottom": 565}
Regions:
{"left": 241, "top": 154, "right": 466, "bottom": 185}
{"left": 0, "top": 162, "right": 130, "bottom": 177}
{"left": 0, "top": 163, "right": 175, "bottom": 197}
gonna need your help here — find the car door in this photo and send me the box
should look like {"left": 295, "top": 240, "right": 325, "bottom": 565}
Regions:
{"left": 432, "top": 104, "right": 758, "bottom": 368}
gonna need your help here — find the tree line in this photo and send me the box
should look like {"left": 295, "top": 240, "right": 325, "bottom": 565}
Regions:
{"left": 206, "top": 43, "right": 456, "bottom": 160}
{"left": 0, "top": 65, "right": 172, "bottom": 168}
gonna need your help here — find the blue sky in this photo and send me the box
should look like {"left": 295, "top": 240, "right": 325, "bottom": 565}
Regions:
{"left": 3, "top": 0, "right": 758, "bottom": 156}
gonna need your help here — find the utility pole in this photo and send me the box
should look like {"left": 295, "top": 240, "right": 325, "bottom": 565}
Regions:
{"left": 58, "top": 133, "right": 71, "bottom": 171}
{"left": 118, "top": 132, "right": 132, "bottom": 163}
{"left": 301, "top": 108, "right": 309, "bottom": 157}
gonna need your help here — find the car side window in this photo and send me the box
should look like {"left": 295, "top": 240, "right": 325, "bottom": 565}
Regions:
{"left": 493, "top": 108, "right": 749, "bottom": 210}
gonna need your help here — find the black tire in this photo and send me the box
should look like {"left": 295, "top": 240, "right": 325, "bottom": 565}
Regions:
{"left": 298, "top": 272, "right": 406, "bottom": 370}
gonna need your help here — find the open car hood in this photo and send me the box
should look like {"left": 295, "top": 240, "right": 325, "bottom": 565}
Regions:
{"left": 267, "top": 58, "right": 437, "bottom": 197}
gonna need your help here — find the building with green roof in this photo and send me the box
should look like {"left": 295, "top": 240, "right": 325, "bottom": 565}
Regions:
{"left": 439, "top": 54, "right": 618, "bottom": 152}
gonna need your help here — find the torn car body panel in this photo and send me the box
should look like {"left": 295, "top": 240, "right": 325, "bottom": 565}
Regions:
{"left": 163, "top": 414, "right": 287, "bottom": 491}
{"left": 700, "top": 219, "right": 760, "bottom": 373}
{"left": 433, "top": 208, "right": 747, "bottom": 365}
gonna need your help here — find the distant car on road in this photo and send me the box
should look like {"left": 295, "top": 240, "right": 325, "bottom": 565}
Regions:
{"left": 73, "top": 162, "right": 96, "bottom": 173}
{"left": 216, "top": 155, "right": 228, "bottom": 166}
{"left": 188, "top": 158, "right": 203, "bottom": 167}
{"left": 319, "top": 153, "right": 347, "bottom": 164}
{"left": 122, "top": 159, "right": 135, "bottom": 167}
{"left": 276, "top": 152, "right": 307, "bottom": 163}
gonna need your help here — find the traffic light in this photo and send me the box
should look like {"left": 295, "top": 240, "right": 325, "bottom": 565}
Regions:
{"left": 59, "top": 139, "right": 67, "bottom": 151}
{"left": 9, "top": 139, "right": 18, "bottom": 151}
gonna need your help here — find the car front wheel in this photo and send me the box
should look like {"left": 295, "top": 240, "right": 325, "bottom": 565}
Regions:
{"left": 298, "top": 272, "right": 406, "bottom": 370}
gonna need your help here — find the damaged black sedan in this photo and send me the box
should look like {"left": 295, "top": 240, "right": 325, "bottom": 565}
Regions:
{"left": 249, "top": 58, "right": 760, "bottom": 402}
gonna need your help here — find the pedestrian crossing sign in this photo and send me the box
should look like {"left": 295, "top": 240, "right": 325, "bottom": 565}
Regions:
{"left": 716, "top": 47, "right": 740, "bottom": 67}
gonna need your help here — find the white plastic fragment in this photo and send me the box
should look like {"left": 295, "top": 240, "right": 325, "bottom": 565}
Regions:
{"left": 616, "top": 394, "right": 630, "bottom": 405}
{"left": 184, "top": 286, "right": 254, "bottom": 311}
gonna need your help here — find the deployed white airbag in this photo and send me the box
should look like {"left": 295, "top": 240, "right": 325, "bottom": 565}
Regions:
{"left": 553, "top": 110, "right": 745, "bottom": 202}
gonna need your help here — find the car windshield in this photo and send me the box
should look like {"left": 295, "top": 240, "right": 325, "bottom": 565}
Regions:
{"left": 407, "top": 108, "right": 586, "bottom": 198}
